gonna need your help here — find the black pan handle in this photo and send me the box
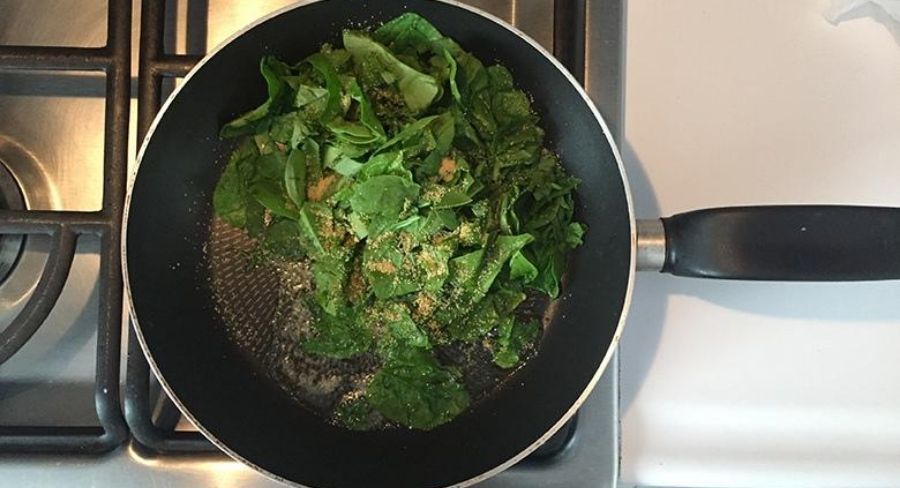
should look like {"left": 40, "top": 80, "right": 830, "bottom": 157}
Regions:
{"left": 637, "top": 206, "right": 900, "bottom": 281}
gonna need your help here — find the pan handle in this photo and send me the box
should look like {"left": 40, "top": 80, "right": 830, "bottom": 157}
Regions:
{"left": 636, "top": 206, "right": 900, "bottom": 281}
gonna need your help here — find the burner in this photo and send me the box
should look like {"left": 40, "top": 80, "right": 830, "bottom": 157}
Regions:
{"left": 0, "top": 161, "right": 26, "bottom": 285}
{"left": 0, "top": 136, "right": 60, "bottom": 326}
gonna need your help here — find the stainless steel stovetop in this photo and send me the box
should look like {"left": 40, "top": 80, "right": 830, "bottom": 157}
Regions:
{"left": 0, "top": 1, "right": 624, "bottom": 486}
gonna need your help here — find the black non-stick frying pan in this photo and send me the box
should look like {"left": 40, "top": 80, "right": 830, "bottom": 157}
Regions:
{"left": 123, "top": 1, "right": 900, "bottom": 487}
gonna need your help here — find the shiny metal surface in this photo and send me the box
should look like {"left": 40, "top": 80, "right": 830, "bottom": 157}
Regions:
{"left": 586, "top": 0, "right": 625, "bottom": 140}
{"left": 0, "top": 136, "right": 59, "bottom": 335}
{"left": 0, "top": 0, "right": 100, "bottom": 427}
{"left": 636, "top": 219, "right": 666, "bottom": 272}
{"left": 0, "top": 0, "right": 624, "bottom": 486}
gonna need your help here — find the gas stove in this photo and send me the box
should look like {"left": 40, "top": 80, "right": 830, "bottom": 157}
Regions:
{"left": 0, "top": 1, "right": 624, "bottom": 486}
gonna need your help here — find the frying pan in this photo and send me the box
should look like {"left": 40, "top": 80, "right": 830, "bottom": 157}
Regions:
{"left": 123, "top": 1, "right": 900, "bottom": 487}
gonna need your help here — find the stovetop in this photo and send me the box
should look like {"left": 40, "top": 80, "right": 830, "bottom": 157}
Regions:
{"left": 0, "top": 1, "right": 624, "bottom": 486}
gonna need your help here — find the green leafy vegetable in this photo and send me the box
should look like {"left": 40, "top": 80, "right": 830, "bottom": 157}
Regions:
{"left": 306, "top": 53, "right": 344, "bottom": 123}
{"left": 509, "top": 250, "right": 538, "bottom": 283}
{"left": 334, "top": 396, "right": 375, "bottom": 430}
{"left": 220, "top": 56, "right": 292, "bottom": 138}
{"left": 213, "top": 139, "right": 259, "bottom": 228}
{"left": 284, "top": 148, "right": 307, "bottom": 207}
{"left": 211, "top": 13, "right": 584, "bottom": 431}
{"left": 368, "top": 347, "right": 469, "bottom": 430}
{"left": 343, "top": 30, "right": 440, "bottom": 113}
{"left": 493, "top": 319, "right": 540, "bottom": 369}
{"left": 303, "top": 303, "right": 372, "bottom": 359}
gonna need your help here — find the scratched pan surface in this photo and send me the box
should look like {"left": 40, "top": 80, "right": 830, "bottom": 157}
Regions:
{"left": 123, "top": 1, "right": 632, "bottom": 487}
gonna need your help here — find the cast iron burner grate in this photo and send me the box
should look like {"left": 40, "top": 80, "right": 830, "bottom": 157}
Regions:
{"left": 0, "top": 0, "right": 130, "bottom": 454}
{"left": 0, "top": 162, "right": 27, "bottom": 286}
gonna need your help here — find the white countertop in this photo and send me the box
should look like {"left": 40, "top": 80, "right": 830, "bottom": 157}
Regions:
{"left": 620, "top": 0, "right": 900, "bottom": 486}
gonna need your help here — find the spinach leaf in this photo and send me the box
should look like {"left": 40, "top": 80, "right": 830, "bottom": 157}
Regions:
{"left": 343, "top": 30, "right": 439, "bottom": 113}
{"left": 422, "top": 113, "right": 456, "bottom": 169}
{"left": 509, "top": 250, "right": 538, "bottom": 283}
{"left": 357, "top": 151, "right": 412, "bottom": 181}
{"left": 360, "top": 299, "right": 469, "bottom": 429}
{"left": 447, "top": 248, "right": 484, "bottom": 287}
{"left": 409, "top": 208, "right": 458, "bottom": 240}
{"left": 251, "top": 180, "right": 294, "bottom": 219}
{"left": 370, "top": 301, "right": 430, "bottom": 359}
{"left": 438, "top": 235, "right": 533, "bottom": 340}
{"left": 444, "top": 49, "right": 461, "bottom": 102}
{"left": 300, "top": 138, "right": 323, "bottom": 185}
{"left": 334, "top": 396, "right": 376, "bottom": 430}
{"left": 284, "top": 147, "right": 307, "bottom": 207}
{"left": 474, "top": 234, "right": 534, "bottom": 295}
{"left": 445, "top": 286, "right": 526, "bottom": 342}
{"left": 374, "top": 12, "right": 447, "bottom": 55}
{"left": 367, "top": 346, "right": 469, "bottom": 430}
{"left": 262, "top": 219, "right": 305, "bottom": 259}
{"left": 377, "top": 115, "right": 439, "bottom": 153}
{"left": 493, "top": 318, "right": 540, "bottom": 369}
{"left": 313, "top": 253, "right": 351, "bottom": 315}
{"left": 331, "top": 156, "right": 364, "bottom": 177}
{"left": 306, "top": 52, "right": 344, "bottom": 123}
{"left": 325, "top": 80, "right": 385, "bottom": 151}
{"left": 362, "top": 231, "right": 420, "bottom": 299}
{"left": 295, "top": 205, "right": 325, "bottom": 256}
{"left": 418, "top": 241, "right": 455, "bottom": 292}
{"left": 373, "top": 12, "right": 467, "bottom": 100}
{"left": 213, "top": 139, "right": 259, "bottom": 228}
{"left": 350, "top": 79, "right": 386, "bottom": 141}
{"left": 220, "top": 56, "right": 292, "bottom": 138}
{"left": 303, "top": 303, "right": 372, "bottom": 359}
{"left": 349, "top": 175, "right": 420, "bottom": 237}
{"left": 361, "top": 230, "right": 454, "bottom": 300}
{"left": 268, "top": 111, "right": 312, "bottom": 149}
{"left": 294, "top": 84, "right": 329, "bottom": 111}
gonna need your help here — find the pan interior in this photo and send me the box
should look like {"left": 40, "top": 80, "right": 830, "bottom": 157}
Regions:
{"left": 125, "top": 1, "right": 632, "bottom": 487}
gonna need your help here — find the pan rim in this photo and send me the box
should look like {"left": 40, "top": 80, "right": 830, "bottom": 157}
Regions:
{"left": 121, "top": 0, "right": 637, "bottom": 486}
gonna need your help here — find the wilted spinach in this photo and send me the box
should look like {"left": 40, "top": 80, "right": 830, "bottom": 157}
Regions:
{"left": 213, "top": 13, "right": 585, "bottom": 431}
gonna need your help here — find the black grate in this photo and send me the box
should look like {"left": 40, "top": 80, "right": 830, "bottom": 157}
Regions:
{"left": 0, "top": 0, "right": 131, "bottom": 454}
{"left": 124, "top": 0, "right": 215, "bottom": 454}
